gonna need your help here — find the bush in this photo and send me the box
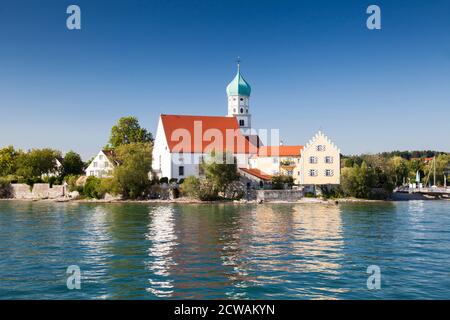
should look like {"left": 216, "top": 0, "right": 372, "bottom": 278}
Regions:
{"left": 180, "top": 176, "right": 220, "bottom": 201}
{"left": 112, "top": 143, "right": 152, "bottom": 199}
{"left": 271, "top": 175, "right": 294, "bottom": 190}
{"left": 17, "top": 176, "right": 44, "bottom": 187}
{"left": 197, "top": 180, "right": 220, "bottom": 201}
{"left": 65, "top": 174, "right": 80, "bottom": 192}
{"left": 98, "top": 178, "right": 118, "bottom": 197}
{"left": 83, "top": 176, "right": 102, "bottom": 199}
{"left": 0, "top": 178, "right": 13, "bottom": 199}
{"left": 320, "top": 186, "right": 344, "bottom": 199}
{"left": 169, "top": 178, "right": 178, "bottom": 184}
{"left": 43, "top": 175, "right": 63, "bottom": 187}
{"left": 181, "top": 176, "right": 201, "bottom": 198}
{"left": 159, "top": 177, "right": 169, "bottom": 184}
{"left": 82, "top": 176, "right": 118, "bottom": 199}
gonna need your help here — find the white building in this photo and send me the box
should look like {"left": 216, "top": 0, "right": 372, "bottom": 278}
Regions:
{"left": 151, "top": 63, "right": 341, "bottom": 187}
{"left": 85, "top": 150, "right": 117, "bottom": 178}
{"left": 152, "top": 114, "right": 258, "bottom": 180}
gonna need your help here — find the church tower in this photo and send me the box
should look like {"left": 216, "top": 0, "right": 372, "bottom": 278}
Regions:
{"left": 226, "top": 61, "right": 252, "bottom": 135}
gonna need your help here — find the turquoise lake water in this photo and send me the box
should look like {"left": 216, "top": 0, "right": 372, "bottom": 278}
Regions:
{"left": 0, "top": 200, "right": 449, "bottom": 299}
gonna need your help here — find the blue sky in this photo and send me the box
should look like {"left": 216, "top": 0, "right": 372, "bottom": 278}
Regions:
{"left": 1, "top": 0, "right": 449, "bottom": 159}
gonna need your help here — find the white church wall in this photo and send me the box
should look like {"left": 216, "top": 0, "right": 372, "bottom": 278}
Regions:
{"left": 152, "top": 117, "right": 172, "bottom": 179}
{"left": 169, "top": 152, "right": 251, "bottom": 180}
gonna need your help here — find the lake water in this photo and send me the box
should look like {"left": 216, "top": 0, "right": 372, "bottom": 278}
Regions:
{"left": 0, "top": 200, "right": 449, "bottom": 300}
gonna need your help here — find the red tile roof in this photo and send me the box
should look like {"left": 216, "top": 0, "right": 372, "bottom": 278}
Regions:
{"left": 258, "top": 145, "right": 304, "bottom": 157}
{"left": 160, "top": 114, "right": 257, "bottom": 154}
{"left": 240, "top": 168, "right": 273, "bottom": 181}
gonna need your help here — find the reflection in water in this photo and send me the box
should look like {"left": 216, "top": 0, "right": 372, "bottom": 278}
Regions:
{"left": 1, "top": 201, "right": 450, "bottom": 299}
{"left": 242, "top": 204, "right": 347, "bottom": 299}
{"left": 290, "top": 204, "right": 344, "bottom": 274}
{"left": 145, "top": 206, "right": 177, "bottom": 297}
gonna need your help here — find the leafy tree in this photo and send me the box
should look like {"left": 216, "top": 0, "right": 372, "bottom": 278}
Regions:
{"left": 0, "top": 146, "right": 20, "bottom": 177}
{"left": 15, "top": 148, "right": 61, "bottom": 179}
{"left": 83, "top": 176, "right": 102, "bottom": 199}
{"left": 389, "top": 156, "right": 409, "bottom": 186}
{"left": 112, "top": 142, "right": 152, "bottom": 199}
{"left": 108, "top": 116, "right": 153, "bottom": 148}
{"left": 180, "top": 176, "right": 219, "bottom": 201}
{"left": 271, "top": 175, "right": 294, "bottom": 190}
{"left": 423, "top": 154, "right": 450, "bottom": 186}
{"left": 62, "top": 151, "right": 84, "bottom": 177}
{"left": 408, "top": 158, "right": 425, "bottom": 183}
{"left": 201, "top": 151, "right": 239, "bottom": 195}
{"left": 181, "top": 176, "right": 201, "bottom": 198}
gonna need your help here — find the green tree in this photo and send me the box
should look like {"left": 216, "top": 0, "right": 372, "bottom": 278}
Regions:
{"left": 83, "top": 176, "right": 102, "bottom": 199}
{"left": 0, "top": 146, "right": 20, "bottom": 176}
{"left": 108, "top": 116, "right": 153, "bottom": 148}
{"left": 112, "top": 142, "right": 152, "bottom": 199}
{"left": 423, "top": 154, "right": 450, "bottom": 186}
{"left": 341, "top": 162, "right": 377, "bottom": 198}
{"left": 389, "top": 156, "right": 409, "bottom": 186}
{"left": 181, "top": 176, "right": 201, "bottom": 198}
{"left": 62, "top": 151, "right": 84, "bottom": 177}
{"left": 201, "top": 151, "right": 239, "bottom": 195}
{"left": 408, "top": 158, "right": 425, "bottom": 183}
{"left": 180, "top": 176, "right": 219, "bottom": 201}
{"left": 15, "top": 148, "right": 61, "bottom": 179}
{"left": 271, "top": 175, "right": 294, "bottom": 190}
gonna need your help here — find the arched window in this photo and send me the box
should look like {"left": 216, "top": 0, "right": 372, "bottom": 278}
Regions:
{"left": 240, "top": 108, "right": 244, "bottom": 113}
{"left": 239, "top": 119, "right": 245, "bottom": 126}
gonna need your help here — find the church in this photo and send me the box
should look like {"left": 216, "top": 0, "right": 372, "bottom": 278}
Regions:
{"left": 151, "top": 63, "right": 341, "bottom": 188}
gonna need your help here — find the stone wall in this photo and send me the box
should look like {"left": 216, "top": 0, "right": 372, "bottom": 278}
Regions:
{"left": 11, "top": 184, "right": 33, "bottom": 199}
{"left": 257, "top": 189, "right": 304, "bottom": 203}
{"left": 12, "top": 183, "right": 65, "bottom": 200}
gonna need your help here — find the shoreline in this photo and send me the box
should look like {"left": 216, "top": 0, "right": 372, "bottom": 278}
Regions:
{"left": 2, "top": 197, "right": 445, "bottom": 205}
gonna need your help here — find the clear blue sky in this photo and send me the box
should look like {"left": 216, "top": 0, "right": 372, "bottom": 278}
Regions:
{"left": 1, "top": 0, "right": 449, "bottom": 159}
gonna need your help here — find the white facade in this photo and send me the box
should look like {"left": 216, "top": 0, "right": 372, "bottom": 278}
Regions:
{"left": 85, "top": 150, "right": 116, "bottom": 178}
{"left": 227, "top": 95, "right": 251, "bottom": 134}
{"left": 152, "top": 117, "right": 173, "bottom": 179}
{"left": 151, "top": 115, "right": 252, "bottom": 180}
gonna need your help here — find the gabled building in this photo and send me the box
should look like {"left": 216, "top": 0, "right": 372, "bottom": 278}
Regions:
{"left": 151, "top": 63, "right": 341, "bottom": 188}
{"left": 152, "top": 114, "right": 258, "bottom": 180}
{"left": 85, "top": 150, "right": 118, "bottom": 178}
{"left": 298, "top": 131, "right": 340, "bottom": 186}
